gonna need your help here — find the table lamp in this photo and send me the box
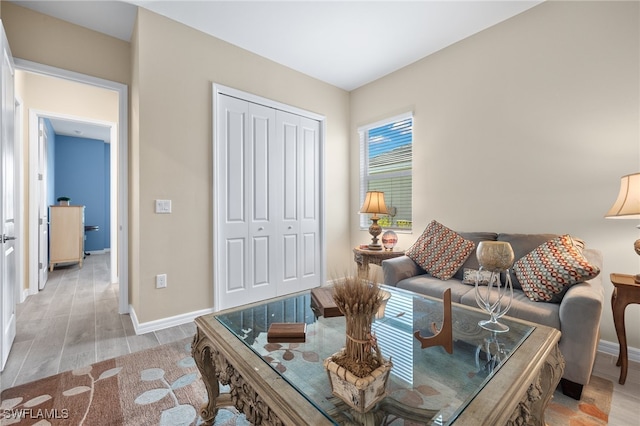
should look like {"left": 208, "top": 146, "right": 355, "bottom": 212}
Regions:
{"left": 360, "top": 191, "right": 389, "bottom": 251}
{"left": 605, "top": 172, "right": 640, "bottom": 283}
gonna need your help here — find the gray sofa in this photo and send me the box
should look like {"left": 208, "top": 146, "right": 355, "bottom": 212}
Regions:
{"left": 382, "top": 232, "right": 604, "bottom": 400}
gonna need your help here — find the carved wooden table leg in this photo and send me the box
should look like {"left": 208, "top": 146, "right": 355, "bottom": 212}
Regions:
{"left": 191, "top": 328, "right": 221, "bottom": 425}
{"left": 610, "top": 273, "right": 640, "bottom": 385}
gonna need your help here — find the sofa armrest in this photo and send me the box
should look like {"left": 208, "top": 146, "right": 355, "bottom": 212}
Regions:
{"left": 557, "top": 248, "right": 605, "bottom": 384}
{"left": 382, "top": 256, "right": 424, "bottom": 286}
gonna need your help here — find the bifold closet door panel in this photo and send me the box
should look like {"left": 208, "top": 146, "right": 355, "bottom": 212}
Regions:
{"left": 276, "top": 111, "right": 320, "bottom": 295}
{"left": 299, "top": 116, "right": 321, "bottom": 288}
{"left": 216, "top": 95, "right": 278, "bottom": 309}
{"left": 249, "top": 102, "right": 280, "bottom": 294}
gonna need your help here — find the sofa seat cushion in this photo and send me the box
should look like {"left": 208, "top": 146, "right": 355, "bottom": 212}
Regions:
{"left": 459, "top": 288, "right": 561, "bottom": 330}
{"left": 513, "top": 235, "right": 601, "bottom": 303}
{"left": 405, "top": 220, "right": 475, "bottom": 280}
{"left": 396, "top": 275, "right": 473, "bottom": 303}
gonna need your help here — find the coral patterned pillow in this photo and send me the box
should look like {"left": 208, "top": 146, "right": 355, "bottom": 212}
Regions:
{"left": 406, "top": 220, "right": 475, "bottom": 280}
{"left": 513, "top": 235, "right": 600, "bottom": 303}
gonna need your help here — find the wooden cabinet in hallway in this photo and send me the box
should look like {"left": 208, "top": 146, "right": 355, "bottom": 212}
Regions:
{"left": 49, "top": 205, "right": 84, "bottom": 271}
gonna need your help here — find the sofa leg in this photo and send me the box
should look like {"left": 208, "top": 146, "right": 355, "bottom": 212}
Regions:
{"left": 560, "top": 378, "right": 583, "bottom": 400}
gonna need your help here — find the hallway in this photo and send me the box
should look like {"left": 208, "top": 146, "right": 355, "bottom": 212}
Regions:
{"left": 0, "top": 254, "right": 194, "bottom": 390}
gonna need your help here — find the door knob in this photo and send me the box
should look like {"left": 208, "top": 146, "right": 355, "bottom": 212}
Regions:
{"left": 1, "top": 234, "right": 16, "bottom": 243}
{"left": 258, "top": 227, "right": 264, "bottom": 231}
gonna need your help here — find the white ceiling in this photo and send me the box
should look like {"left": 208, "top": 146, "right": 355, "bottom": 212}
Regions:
{"left": 11, "top": 0, "right": 543, "bottom": 139}
{"left": 47, "top": 117, "right": 113, "bottom": 143}
{"left": 13, "top": 0, "right": 543, "bottom": 91}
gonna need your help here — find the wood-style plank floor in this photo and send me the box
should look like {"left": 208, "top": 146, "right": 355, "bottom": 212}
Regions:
{"left": 1, "top": 253, "right": 639, "bottom": 424}
{"left": 0, "top": 253, "right": 194, "bottom": 391}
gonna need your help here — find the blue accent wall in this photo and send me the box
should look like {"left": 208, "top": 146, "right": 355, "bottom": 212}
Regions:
{"left": 54, "top": 135, "right": 110, "bottom": 251}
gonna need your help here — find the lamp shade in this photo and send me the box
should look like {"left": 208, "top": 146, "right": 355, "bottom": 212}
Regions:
{"left": 605, "top": 173, "right": 640, "bottom": 219}
{"left": 360, "top": 191, "right": 389, "bottom": 215}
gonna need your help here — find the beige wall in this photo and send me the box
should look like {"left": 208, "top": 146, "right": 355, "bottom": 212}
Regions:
{"left": 1, "top": 2, "right": 130, "bottom": 85}
{"left": 3, "top": 0, "right": 638, "bottom": 353}
{"left": 350, "top": 1, "right": 640, "bottom": 348}
{"left": 131, "top": 9, "right": 351, "bottom": 322}
{"left": 17, "top": 71, "right": 118, "bottom": 122}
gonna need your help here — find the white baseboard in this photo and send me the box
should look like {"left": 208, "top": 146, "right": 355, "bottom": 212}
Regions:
{"left": 86, "top": 249, "right": 108, "bottom": 255}
{"left": 20, "top": 288, "right": 29, "bottom": 303}
{"left": 598, "top": 339, "right": 640, "bottom": 363}
{"left": 129, "top": 305, "right": 214, "bottom": 335}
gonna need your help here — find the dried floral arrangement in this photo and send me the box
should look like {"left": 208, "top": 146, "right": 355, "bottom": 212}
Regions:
{"left": 330, "top": 276, "right": 386, "bottom": 378}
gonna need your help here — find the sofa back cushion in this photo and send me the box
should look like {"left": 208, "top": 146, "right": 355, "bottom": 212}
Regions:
{"left": 453, "top": 232, "right": 499, "bottom": 280}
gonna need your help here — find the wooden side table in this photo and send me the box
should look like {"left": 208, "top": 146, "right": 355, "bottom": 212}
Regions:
{"left": 353, "top": 246, "right": 405, "bottom": 279}
{"left": 610, "top": 273, "right": 640, "bottom": 385}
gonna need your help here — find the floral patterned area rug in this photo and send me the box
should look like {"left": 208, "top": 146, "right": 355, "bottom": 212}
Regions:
{"left": 0, "top": 338, "right": 246, "bottom": 426}
{"left": 0, "top": 337, "right": 612, "bottom": 425}
{"left": 545, "top": 375, "right": 613, "bottom": 426}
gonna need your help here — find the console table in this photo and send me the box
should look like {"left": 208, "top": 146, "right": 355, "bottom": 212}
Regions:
{"left": 610, "top": 273, "right": 640, "bottom": 385}
{"left": 193, "top": 286, "right": 563, "bottom": 425}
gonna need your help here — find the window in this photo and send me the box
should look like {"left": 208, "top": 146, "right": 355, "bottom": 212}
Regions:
{"left": 359, "top": 113, "right": 413, "bottom": 231}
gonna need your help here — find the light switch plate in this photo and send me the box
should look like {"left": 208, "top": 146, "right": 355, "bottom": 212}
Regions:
{"left": 155, "top": 199, "right": 172, "bottom": 214}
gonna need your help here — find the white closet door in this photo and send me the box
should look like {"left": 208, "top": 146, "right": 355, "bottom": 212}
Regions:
{"left": 217, "top": 95, "right": 278, "bottom": 309}
{"left": 276, "top": 111, "right": 320, "bottom": 296}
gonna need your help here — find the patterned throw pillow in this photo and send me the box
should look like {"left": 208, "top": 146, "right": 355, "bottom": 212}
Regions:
{"left": 406, "top": 220, "right": 475, "bottom": 280}
{"left": 513, "top": 235, "right": 600, "bottom": 303}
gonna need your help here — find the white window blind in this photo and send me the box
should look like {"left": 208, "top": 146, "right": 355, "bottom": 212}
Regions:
{"left": 360, "top": 113, "right": 413, "bottom": 230}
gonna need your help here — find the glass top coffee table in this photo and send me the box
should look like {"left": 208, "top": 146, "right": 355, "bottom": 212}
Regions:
{"left": 193, "top": 285, "right": 563, "bottom": 425}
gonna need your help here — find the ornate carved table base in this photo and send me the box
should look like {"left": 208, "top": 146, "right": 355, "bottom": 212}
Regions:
{"left": 507, "top": 344, "right": 565, "bottom": 426}
{"left": 192, "top": 327, "right": 287, "bottom": 426}
{"left": 456, "top": 332, "right": 564, "bottom": 426}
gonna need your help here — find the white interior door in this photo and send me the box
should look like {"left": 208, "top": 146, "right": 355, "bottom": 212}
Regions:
{"left": 1, "top": 21, "right": 16, "bottom": 371}
{"left": 37, "top": 118, "right": 48, "bottom": 289}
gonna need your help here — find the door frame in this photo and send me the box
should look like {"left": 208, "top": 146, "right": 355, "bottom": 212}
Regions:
{"left": 212, "top": 83, "right": 327, "bottom": 311}
{"left": 17, "top": 59, "right": 129, "bottom": 314}
{"left": 15, "top": 95, "right": 24, "bottom": 302}
{"left": 36, "top": 116, "right": 48, "bottom": 290}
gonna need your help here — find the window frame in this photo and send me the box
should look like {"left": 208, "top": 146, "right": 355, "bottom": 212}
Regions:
{"left": 359, "top": 112, "right": 413, "bottom": 232}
